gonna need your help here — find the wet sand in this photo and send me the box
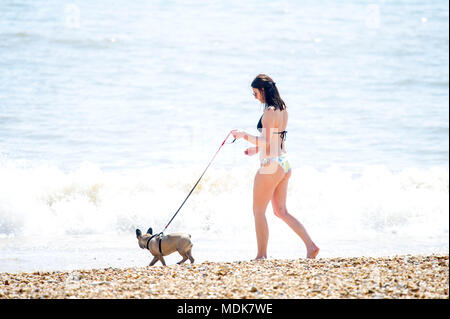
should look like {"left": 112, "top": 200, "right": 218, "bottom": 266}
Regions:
{"left": 0, "top": 254, "right": 448, "bottom": 299}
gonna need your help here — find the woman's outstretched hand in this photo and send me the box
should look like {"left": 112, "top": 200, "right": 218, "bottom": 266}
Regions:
{"left": 231, "top": 129, "right": 246, "bottom": 140}
{"left": 231, "top": 130, "right": 258, "bottom": 155}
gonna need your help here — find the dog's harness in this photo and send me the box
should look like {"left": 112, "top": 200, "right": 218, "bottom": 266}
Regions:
{"left": 146, "top": 233, "right": 164, "bottom": 255}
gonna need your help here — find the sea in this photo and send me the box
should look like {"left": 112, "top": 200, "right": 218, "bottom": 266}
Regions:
{"left": 0, "top": 0, "right": 448, "bottom": 273}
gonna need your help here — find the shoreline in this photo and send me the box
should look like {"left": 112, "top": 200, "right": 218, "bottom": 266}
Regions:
{"left": 1, "top": 254, "right": 448, "bottom": 299}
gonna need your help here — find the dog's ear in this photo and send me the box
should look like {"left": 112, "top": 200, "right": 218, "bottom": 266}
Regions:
{"left": 136, "top": 229, "right": 142, "bottom": 238}
{"left": 146, "top": 227, "right": 153, "bottom": 235}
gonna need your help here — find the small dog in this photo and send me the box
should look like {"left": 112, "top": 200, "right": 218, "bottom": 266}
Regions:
{"left": 136, "top": 227, "right": 194, "bottom": 266}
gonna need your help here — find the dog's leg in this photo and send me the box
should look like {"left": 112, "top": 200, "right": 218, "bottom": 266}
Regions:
{"left": 177, "top": 253, "right": 188, "bottom": 265}
{"left": 149, "top": 257, "right": 158, "bottom": 266}
{"left": 187, "top": 249, "right": 195, "bottom": 264}
{"left": 157, "top": 255, "right": 166, "bottom": 266}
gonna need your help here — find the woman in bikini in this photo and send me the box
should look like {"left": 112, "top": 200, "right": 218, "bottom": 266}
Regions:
{"left": 231, "top": 74, "right": 319, "bottom": 260}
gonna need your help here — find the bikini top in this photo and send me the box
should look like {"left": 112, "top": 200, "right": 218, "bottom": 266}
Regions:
{"left": 257, "top": 115, "right": 287, "bottom": 147}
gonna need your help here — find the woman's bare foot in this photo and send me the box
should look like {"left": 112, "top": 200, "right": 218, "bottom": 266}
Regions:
{"left": 253, "top": 256, "right": 267, "bottom": 261}
{"left": 307, "top": 246, "right": 320, "bottom": 259}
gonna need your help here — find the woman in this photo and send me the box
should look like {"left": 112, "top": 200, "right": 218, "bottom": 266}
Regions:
{"left": 231, "top": 74, "right": 319, "bottom": 260}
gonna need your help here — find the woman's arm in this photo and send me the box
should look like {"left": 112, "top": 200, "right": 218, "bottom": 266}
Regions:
{"left": 242, "top": 132, "right": 268, "bottom": 148}
{"left": 231, "top": 108, "right": 276, "bottom": 149}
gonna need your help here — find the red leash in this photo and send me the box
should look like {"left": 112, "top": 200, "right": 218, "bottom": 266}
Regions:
{"left": 162, "top": 131, "right": 235, "bottom": 232}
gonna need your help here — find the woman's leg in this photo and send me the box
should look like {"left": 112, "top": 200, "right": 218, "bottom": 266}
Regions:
{"left": 253, "top": 164, "right": 284, "bottom": 259}
{"left": 271, "top": 170, "right": 320, "bottom": 258}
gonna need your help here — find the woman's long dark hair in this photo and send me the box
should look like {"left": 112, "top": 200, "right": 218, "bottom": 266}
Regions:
{"left": 251, "top": 74, "right": 286, "bottom": 111}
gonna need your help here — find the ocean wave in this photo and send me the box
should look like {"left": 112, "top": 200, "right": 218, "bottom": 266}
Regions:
{"left": 0, "top": 31, "right": 123, "bottom": 49}
{"left": 0, "top": 161, "right": 448, "bottom": 242}
{"left": 389, "top": 78, "right": 450, "bottom": 88}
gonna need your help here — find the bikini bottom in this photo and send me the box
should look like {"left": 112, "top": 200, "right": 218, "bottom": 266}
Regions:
{"left": 260, "top": 154, "right": 291, "bottom": 173}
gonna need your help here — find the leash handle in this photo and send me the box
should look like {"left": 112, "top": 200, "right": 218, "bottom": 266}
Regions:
{"left": 163, "top": 131, "right": 233, "bottom": 231}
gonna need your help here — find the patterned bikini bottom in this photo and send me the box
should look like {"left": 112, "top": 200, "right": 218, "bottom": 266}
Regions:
{"left": 260, "top": 154, "right": 291, "bottom": 173}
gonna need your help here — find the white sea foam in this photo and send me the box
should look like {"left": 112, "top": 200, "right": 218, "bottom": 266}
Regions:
{"left": 0, "top": 161, "right": 447, "bottom": 243}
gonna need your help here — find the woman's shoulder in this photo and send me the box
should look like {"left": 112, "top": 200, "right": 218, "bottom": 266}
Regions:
{"left": 261, "top": 107, "right": 276, "bottom": 127}
{"left": 263, "top": 107, "right": 276, "bottom": 120}
{"left": 264, "top": 106, "right": 287, "bottom": 115}
{"left": 262, "top": 106, "right": 287, "bottom": 127}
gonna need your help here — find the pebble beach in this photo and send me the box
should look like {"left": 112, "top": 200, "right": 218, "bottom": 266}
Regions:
{"left": 1, "top": 254, "right": 448, "bottom": 299}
